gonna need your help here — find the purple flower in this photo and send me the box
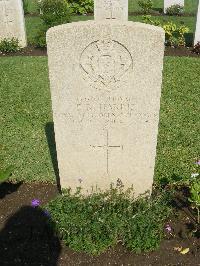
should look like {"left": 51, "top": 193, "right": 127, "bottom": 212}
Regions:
{"left": 31, "top": 199, "right": 41, "bottom": 208}
{"left": 165, "top": 224, "right": 172, "bottom": 232}
{"left": 195, "top": 160, "right": 200, "bottom": 165}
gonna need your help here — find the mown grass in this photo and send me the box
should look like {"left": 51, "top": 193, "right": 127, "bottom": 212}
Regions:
{"left": 155, "top": 57, "right": 200, "bottom": 183}
{"left": 0, "top": 56, "right": 199, "bottom": 183}
{"left": 25, "top": 0, "right": 39, "bottom": 14}
{"left": 25, "top": 16, "right": 43, "bottom": 45}
{"left": 0, "top": 57, "right": 53, "bottom": 182}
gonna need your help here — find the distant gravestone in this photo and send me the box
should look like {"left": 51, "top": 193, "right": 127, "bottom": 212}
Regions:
{"left": 47, "top": 21, "right": 164, "bottom": 197}
{"left": 164, "top": 0, "right": 184, "bottom": 13}
{"left": 94, "top": 0, "right": 128, "bottom": 21}
{"left": 194, "top": 1, "right": 200, "bottom": 45}
{"left": 0, "top": 0, "right": 26, "bottom": 47}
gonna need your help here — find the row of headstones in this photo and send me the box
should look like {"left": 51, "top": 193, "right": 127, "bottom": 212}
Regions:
{"left": 0, "top": 0, "right": 200, "bottom": 46}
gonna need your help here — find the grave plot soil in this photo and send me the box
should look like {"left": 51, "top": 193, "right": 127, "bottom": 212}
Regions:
{"left": 0, "top": 182, "right": 199, "bottom": 266}
{"left": 0, "top": 46, "right": 200, "bottom": 58}
{"left": 0, "top": 46, "right": 47, "bottom": 57}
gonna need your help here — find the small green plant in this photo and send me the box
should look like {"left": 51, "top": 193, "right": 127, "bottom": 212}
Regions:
{"left": 193, "top": 42, "right": 200, "bottom": 54}
{"left": 68, "top": 0, "right": 93, "bottom": 15}
{"left": 0, "top": 38, "right": 21, "bottom": 53}
{"left": 163, "top": 22, "right": 177, "bottom": 46}
{"left": 138, "top": 0, "right": 153, "bottom": 14}
{"left": 45, "top": 185, "right": 171, "bottom": 255}
{"left": 188, "top": 162, "right": 200, "bottom": 224}
{"left": 0, "top": 166, "right": 14, "bottom": 184}
{"left": 166, "top": 4, "right": 184, "bottom": 16}
{"left": 189, "top": 180, "right": 200, "bottom": 223}
{"left": 34, "top": 0, "right": 71, "bottom": 48}
{"left": 142, "top": 15, "right": 161, "bottom": 26}
{"left": 177, "top": 25, "right": 189, "bottom": 46}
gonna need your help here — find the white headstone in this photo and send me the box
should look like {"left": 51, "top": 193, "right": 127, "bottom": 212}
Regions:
{"left": 0, "top": 0, "right": 27, "bottom": 47}
{"left": 47, "top": 21, "right": 164, "bottom": 197}
{"left": 164, "top": 0, "right": 184, "bottom": 13}
{"left": 94, "top": 0, "right": 128, "bottom": 21}
{"left": 194, "top": 1, "right": 200, "bottom": 45}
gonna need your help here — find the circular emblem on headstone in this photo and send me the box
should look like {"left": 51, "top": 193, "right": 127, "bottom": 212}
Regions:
{"left": 80, "top": 40, "right": 133, "bottom": 90}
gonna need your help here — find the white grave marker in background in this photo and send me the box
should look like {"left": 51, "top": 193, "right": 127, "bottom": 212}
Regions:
{"left": 0, "top": 0, "right": 26, "bottom": 47}
{"left": 194, "top": 1, "right": 200, "bottom": 45}
{"left": 94, "top": 0, "right": 128, "bottom": 21}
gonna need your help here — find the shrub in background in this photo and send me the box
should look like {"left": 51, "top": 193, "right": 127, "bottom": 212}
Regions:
{"left": 0, "top": 38, "right": 21, "bottom": 53}
{"left": 68, "top": 0, "right": 93, "bottom": 15}
{"left": 166, "top": 4, "right": 184, "bottom": 16}
{"left": 45, "top": 186, "right": 171, "bottom": 255}
{"left": 33, "top": 0, "right": 71, "bottom": 48}
{"left": 138, "top": 0, "right": 153, "bottom": 14}
{"left": 177, "top": 25, "right": 189, "bottom": 46}
{"left": 40, "top": 0, "right": 71, "bottom": 28}
{"left": 163, "top": 22, "right": 178, "bottom": 46}
{"left": 142, "top": 15, "right": 189, "bottom": 47}
{"left": 142, "top": 15, "right": 161, "bottom": 26}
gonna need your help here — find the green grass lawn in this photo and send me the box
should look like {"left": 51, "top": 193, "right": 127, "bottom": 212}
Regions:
{"left": 25, "top": 0, "right": 39, "bottom": 14}
{"left": 0, "top": 56, "right": 199, "bottom": 184}
{"left": 25, "top": 16, "right": 43, "bottom": 44}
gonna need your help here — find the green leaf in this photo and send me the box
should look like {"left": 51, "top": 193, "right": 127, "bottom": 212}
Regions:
{"left": 0, "top": 166, "right": 14, "bottom": 184}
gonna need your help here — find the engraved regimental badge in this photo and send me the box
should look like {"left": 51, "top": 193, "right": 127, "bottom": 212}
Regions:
{"left": 80, "top": 40, "right": 133, "bottom": 91}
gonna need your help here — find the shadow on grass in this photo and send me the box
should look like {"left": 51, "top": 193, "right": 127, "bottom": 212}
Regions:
{"left": 45, "top": 122, "right": 61, "bottom": 193}
{"left": 0, "top": 181, "right": 23, "bottom": 199}
{"left": 0, "top": 206, "right": 61, "bottom": 265}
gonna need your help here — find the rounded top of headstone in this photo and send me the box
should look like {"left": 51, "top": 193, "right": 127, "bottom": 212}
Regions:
{"left": 46, "top": 20, "right": 165, "bottom": 41}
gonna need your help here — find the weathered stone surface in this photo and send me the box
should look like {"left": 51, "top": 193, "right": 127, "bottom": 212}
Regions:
{"left": 194, "top": 1, "right": 200, "bottom": 45}
{"left": 164, "top": 0, "right": 184, "bottom": 13}
{"left": 0, "top": 0, "right": 26, "bottom": 47}
{"left": 47, "top": 21, "right": 165, "bottom": 197}
{"left": 94, "top": 0, "right": 128, "bottom": 21}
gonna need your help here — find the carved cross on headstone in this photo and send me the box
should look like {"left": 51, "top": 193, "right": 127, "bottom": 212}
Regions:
{"left": 90, "top": 130, "right": 123, "bottom": 174}
{"left": 106, "top": 1, "right": 116, "bottom": 20}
